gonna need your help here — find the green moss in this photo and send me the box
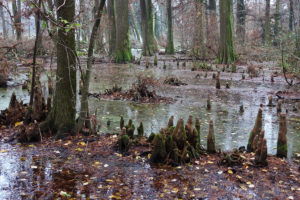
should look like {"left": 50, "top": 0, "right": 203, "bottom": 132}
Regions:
{"left": 118, "top": 134, "right": 130, "bottom": 152}
{"left": 165, "top": 135, "right": 174, "bottom": 153}
{"left": 137, "top": 122, "right": 144, "bottom": 138}
{"left": 154, "top": 55, "right": 158, "bottom": 66}
{"left": 150, "top": 134, "right": 166, "bottom": 163}
{"left": 231, "top": 64, "right": 237, "bottom": 73}
{"left": 120, "top": 116, "right": 124, "bottom": 129}
{"left": 148, "top": 132, "right": 155, "bottom": 143}
{"left": 277, "top": 143, "right": 287, "bottom": 158}
{"left": 115, "top": 49, "right": 132, "bottom": 63}
{"left": 125, "top": 119, "right": 135, "bottom": 138}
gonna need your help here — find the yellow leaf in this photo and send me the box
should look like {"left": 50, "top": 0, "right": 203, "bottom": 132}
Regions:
{"left": 228, "top": 169, "right": 233, "bottom": 174}
{"left": 236, "top": 175, "right": 242, "bottom": 179}
{"left": 79, "top": 142, "right": 86, "bottom": 146}
{"left": 95, "top": 161, "right": 101, "bottom": 165}
{"left": 261, "top": 169, "right": 268, "bottom": 172}
{"left": 240, "top": 185, "right": 247, "bottom": 190}
{"left": 1, "top": 149, "right": 7, "bottom": 153}
{"left": 75, "top": 148, "right": 84, "bottom": 151}
{"left": 28, "top": 144, "right": 35, "bottom": 147}
{"left": 106, "top": 179, "right": 113, "bottom": 182}
{"left": 20, "top": 157, "right": 26, "bottom": 161}
{"left": 148, "top": 153, "right": 151, "bottom": 159}
{"left": 207, "top": 161, "right": 214, "bottom": 164}
{"left": 172, "top": 188, "right": 179, "bottom": 193}
{"left": 15, "top": 121, "right": 23, "bottom": 127}
{"left": 246, "top": 181, "right": 251, "bottom": 185}
{"left": 109, "top": 195, "right": 121, "bottom": 199}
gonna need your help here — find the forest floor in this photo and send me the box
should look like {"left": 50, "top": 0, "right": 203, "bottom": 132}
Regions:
{"left": 1, "top": 53, "right": 300, "bottom": 199}
{"left": 0, "top": 133, "right": 299, "bottom": 199}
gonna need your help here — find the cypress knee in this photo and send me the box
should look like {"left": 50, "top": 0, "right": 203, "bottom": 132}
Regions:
{"left": 247, "top": 108, "right": 263, "bottom": 152}
{"left": 207, "top": 120, "right": 216, "bottom": 153}
{"left": 276, "top": 114, "right": 287, "bottom": 158}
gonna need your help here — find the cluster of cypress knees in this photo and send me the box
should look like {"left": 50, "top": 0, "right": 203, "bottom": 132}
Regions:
{"left": 118, "top": 103, "right": 288, "bottom": 166}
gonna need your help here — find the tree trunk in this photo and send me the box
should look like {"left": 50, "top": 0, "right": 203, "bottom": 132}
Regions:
{"left": 0, "top": 6, "right": 7, "bottom": 38}
{"left": 78, "top": 0, "right": 106, "bottom": 132}
{"left": 193, "top": 0, "right": 205, "bottom": 58}
{"left": 218, "top": 0, "right": 235, "bottom": 64}
{"left": 295, "top": 0, "right": 300, "bottom": 57}
{"left": 29, "top": 0, "right": 41, "bottom": 108}
{"left": 236, "top": 0, "right": 246, "bottom": 43}
{"left": 41, "top": 0, "right": 77, "bottom": 138}
{"left": 129, "top": 5, "right": 141, "bottom": 42}
{"left": 35, "top": 13, "right": 43, "bottom": 54}
{"left": 140, "top": 0, "right": 156, "bottom": 56}
{"left": 165, "top": 0, "right": 174, "bottom": 54}
{"left": 12, "top": 0, "right": 22, "bottom": 40}
{"left": 265, "top": 0, "right": 271, "bottom": 45}
{"left": 107, "top": 0, "right": 116, "bottom": 56}
{"left": 115, "top": 0, "right": 132, "bottom": 63}
{"left": 207, "top": 0, "right": 217, "bottom": 52}
{"left": 274, "top": 0, "right": 280, "bottom": 38}
{"left": 289, "top": 0, "right": 294, "bottom": 32}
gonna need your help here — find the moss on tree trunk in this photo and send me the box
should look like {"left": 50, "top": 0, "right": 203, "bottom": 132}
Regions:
{"left": 115, "top": 0, "right": 132, "bottom": 63}
{"left": 41, "top": 0, "right": 76, "bottom": 138}
{"left": 218, "top": 0, "right": 235, "bottom": 64}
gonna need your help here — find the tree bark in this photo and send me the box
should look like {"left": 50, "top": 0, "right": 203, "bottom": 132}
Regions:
{"left": 115, "top": 0, "right": 132, "bottom": 63}
{"left": 289, "top": 0, "right": 294, "bottom": 32}
{"left": 0, "top": 6, "right": 7, "bottom": 38}
{"left": 12, "top": 0, "right": 22, "bottom": 40}
{"left": 107, "top": 0, "right": 116, "bottom": 56}
{"left": 236, "top": 0, "right": 246, "bottom": 43}
{"left": 41, "top": 0, "right": 77, "bottom": 138}
{"left": 193, "top": 0, "right": 205, "bottom": 58}
{"left": 265, "top": 0, "right": 271, "bottom": 45}
{"left": 218, "top": 0, "right": 235, "bottom": 64}
{"left": 140, "top": 0, "right": 156, "bottom": 56}
{"left": 29, "top": 0, "right": 42, "bottom": 108}
{"left": 165, "top": 0, "right": 174, "bottom": 54}
{"left": 77, "top": 0, "right": 106, "bottom": 132}
{"left": 274, "top": 0, "right": 280, "bottom": 38}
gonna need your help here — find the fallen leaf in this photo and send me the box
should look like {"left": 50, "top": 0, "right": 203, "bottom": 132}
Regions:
{"left": 15, "top": 121, "right": 23, "bottom": 127}
{"left": 109, "top": 195, "right": 121, "bottom": 199}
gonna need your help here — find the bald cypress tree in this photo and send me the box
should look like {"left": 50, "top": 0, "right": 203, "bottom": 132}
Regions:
{"left": 41, "top": 0, "right": 77, "bottom": 138}
{"left": 236, "top": 0, "right": 246, "bottom": 43}
{"left": 107, "top": 0, "right": 116, "bottom": 56}
{"left": 140, "top": 0, "right": 157, "bottom": 56}
{"left": 166, "top": 0, "right": 175, "bottom": 54}
{"left": 265, "top": 0, "right": 271, "bottom": 45}
{"left": 115, "top": 0, "right": 132, "bottom": 63}
{"left": 218, "top": 0, "right": 235, "bottom": 64}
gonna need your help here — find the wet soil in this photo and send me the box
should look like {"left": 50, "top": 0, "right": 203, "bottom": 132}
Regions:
{"left": 0, "top": 134, "right": 299, "bottom": 199}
